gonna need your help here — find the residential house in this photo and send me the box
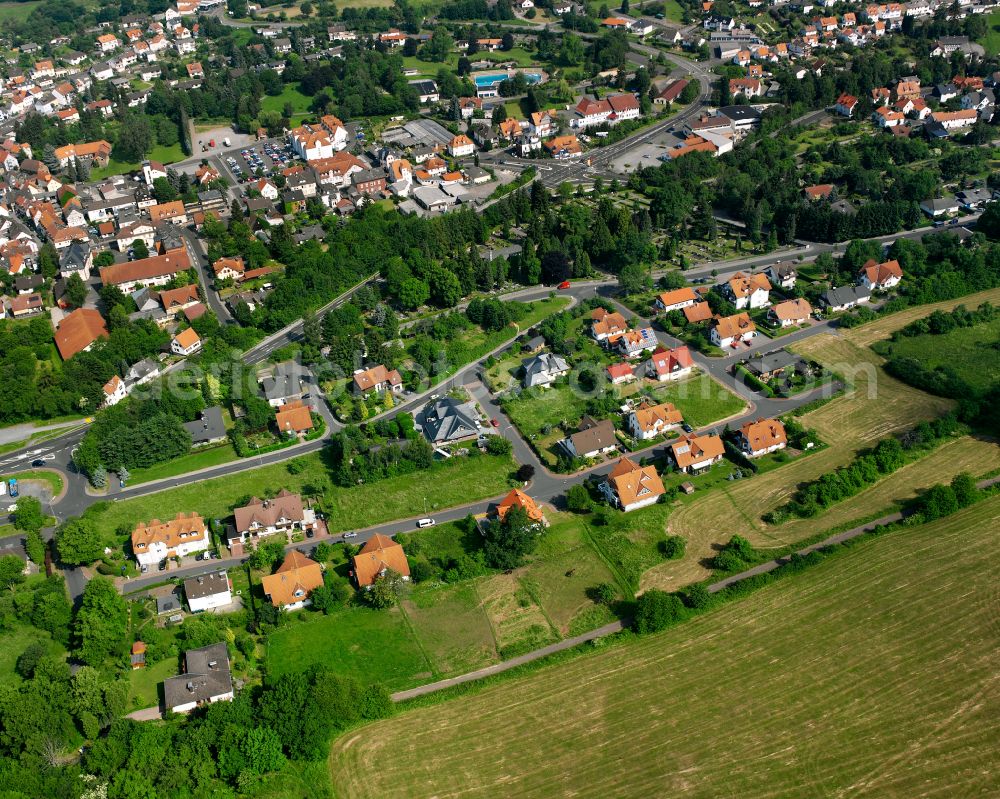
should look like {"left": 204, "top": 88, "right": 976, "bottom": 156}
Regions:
{"left": 491, "top": 488, "right": 546, "bottom": 526}
{"left": 684, "top": 302, "right": 714, "bottom": 325}
{"left": 710, "top": 312, "right": 757, "bottom": 348}
{"left": 543, "top": 135, "right": 583, "bottom": 158}
{"left": 102, "top": 375, "right": 127, "bottom": 407}
{"left": 744, "top": 350, "right": 800, "bottom": 381}
{"left": 212, "top": 256, "right": 245, "bottom": 281}
{"left": 53, "top": 140, "right": 112, "bottom": 168}
{"left": 275, "top": 400, "right": 314, "bottom": 436}
{"left": 617, "top": 327, "right": 658, "bottom": 358}
{"left": 646, "top": 345, "right": 695, "bottom": 382}
{"left": 262, "top": 551, "right": 325, "bottom": 611}
{"left": 163, "top": 643, "right": 233, "bottom": 714}
{"left": 562, "top": 415, "right": 617, "bottom": 459}
{"left": 722, "top": 271, "right": 771, "bottom": 309}
{"left": 182, "top": 406, "right": 227, "bottom": 446}
{"left": 58, "top": 240, "right": 93, "bottom": 280}
{"left": 184, "top": 571, "right": 232, "bottom": 613}
{"left": 421, "top": 397, "right": 479, "bottom": 443}
{"left": 654, "top": 286, "right": 698, "bottom": 313}
{"left": 522, "top": 352, "right": 570, "bottom": 388}
{"left": 170, "top": 327, "right": 202, "bottom": 357}
{"left": 10, "top": 294, "right": 43, "bottom": 318}
{"left": 448, "top": 134, "right": 475, "bottom": 158}
{"left": 670, "top": 433, "right": 726, "bottom": 472}
{"left": 351, "top": 534, "right": 411, "bottom": 588}
{"left": 260, "top": 361, "right": 307, "bottom": 407}
{"left": 99, "top": 250, "right": 190, "bottom": 292}
{"left": 628, "top": 401, "right": 683, "bottom": 440}
{"left": 858, "top": 258, "right": 902, "bottom": 290}
{"left": 54, "top": 308, "right": 108, "bottom": 359}
{"left": 929, "top": 109, "right": 978, "bottom": 130}
{"left": 599, "top": 456, "right": 666, "bottom": 512}
{"left": 131, "top": 512, "right": 209, "bottom": 567}
{"left": 159, "top": 283, "right": 201, "bottom": 315}
{"left": 607, "top": 362, "right": 636, "bottom": 385}
{"left": 353, "top": 364, "right": 403, "bottom": 395}
{"left": 230, "top": 490, "right": 315, "bottom": 552}
{"left": 804, "top": 184, "right": 834, "bottom": 201}
{"left": 590, "top": 308, "right": 628, "bottom": 342}
{"left": 736, "top": 417, "right": 787, "bottom": 457}
{"left": 766, "top": 261, "right": 797, "bottom": 289}
{"left": 834, "top": 93, "right": 858, "bottom": 116}
{"left": 819, "top": 284, "right": 871, "bottom": 311}
{"left": 767, "top": 298, "right": 812, "bottom": 327}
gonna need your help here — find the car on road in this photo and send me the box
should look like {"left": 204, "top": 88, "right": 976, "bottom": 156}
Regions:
{"left": 491, "top": 418, "right": 499, "bottom": 428}
{"left": 342, "top": 532, "right": 358, "bottom": 539}
{"left": 681, "top": 422, "right": 693, "bottom": 433}
{"left": 417, "top": 518, "right": 436, "bottom": 528}
{"left": 557, "top": 280, "right": 571, "bottom": 289}
{"left": 31, "top": 459, "right": 44, "bottom": 467}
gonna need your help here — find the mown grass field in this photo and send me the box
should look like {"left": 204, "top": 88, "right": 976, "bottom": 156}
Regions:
{"left": 880, "top": 316, "right": 1000, "bottom": 394}
{"left": 85, "top": 451, "right": 515, "bottom": 546}
{"left": 644, "top": 329, "right": 956, "bottom": 592}
{"left": 128, "top": 444, "right": 239, "bottom": 485}
{"left": 0, "top": 1, "right": 41, "bottom": 21}
{"left": 980, "top": 8, "right": 1000, "bottom": 55}
{"left": 649, "top": 371, "right": 747, "bottom": 428}
{"left": 328, "top": 496, "right": 1000, "bottom": 799}
{"left": 261, "top": 84, "right": 313, "bottom": 116}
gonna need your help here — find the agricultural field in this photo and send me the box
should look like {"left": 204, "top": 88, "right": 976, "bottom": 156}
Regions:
{"left": 838, "top": 286, "right": 1000, "bottom": 348}
{"left": 328, "top": 496, "right": 1000, "bottom": 799}
{"left": 878, "top": 316, "right": 1000, "bottom": 394}
{"left": 643, "top": 329, "right": 956, "bottom": 592}
{"left": 0, "top": 1, "right": 41, "bottom": 21}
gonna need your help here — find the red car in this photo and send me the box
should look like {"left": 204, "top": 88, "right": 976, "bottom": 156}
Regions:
{"left": 557, "top": 280, "right": 571, "bottom": 290}
{"left": 491, "top": 418, "right": 500, "bottom": 428}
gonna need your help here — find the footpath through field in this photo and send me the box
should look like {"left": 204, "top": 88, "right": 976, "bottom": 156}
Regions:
{"left": 391, "top": 474, "right": 1000, "bottom": 702}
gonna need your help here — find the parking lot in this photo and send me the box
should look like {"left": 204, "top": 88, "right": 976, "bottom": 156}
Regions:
{"left": 225, "top": 140, "right": 297, "bottom": 183}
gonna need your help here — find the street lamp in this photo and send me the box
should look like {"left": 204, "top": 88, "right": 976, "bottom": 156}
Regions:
{"left": 252, "top": 441, "right": 262, "bottom": 467}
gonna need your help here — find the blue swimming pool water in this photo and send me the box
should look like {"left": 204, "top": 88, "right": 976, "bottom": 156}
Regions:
{"left": 474, "top": 72, "right": 542, "bottom": 88}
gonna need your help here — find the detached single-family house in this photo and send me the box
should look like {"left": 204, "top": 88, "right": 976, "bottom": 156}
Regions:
{"left": 522, "top": 352, "right": 570, "bottom": 388}
{"left": 710, "top": 313, "right": 757, "bottom": 348}
{"left": 163, "top": 643, "right": 233, "bottom": 714}
{"left": 184, "top": 571, "right": 232, "bottom": 613}
{"left": 131, "top": 512, "right": 210, "bottom": 567}
{"left": 421, "top": 397, "right": 479, "bottom": 443}
{"left": 607, "top": 362, "right": 636, "bottom": 385}
{"left": 670, "top": 433, "right": 726, "bottom": 472}
{"left": 654, "top": 286, "right": 699, "bottom": 313}
{"left": 858, "top": 259, "right": 903, "bottom": 291}
{"left": 819, "top": 285, "right": 871, "bottom": 312}
{"left": 491, "top": 488, "right": 547, "bottom": 526}
{"left": 617, "top": 327, "right": 658, "bottom": 358}
{"left": 766, "top": 261, "right": 797, "bottom": 290}
{"left": 562, "top": 415, "right": 617, "bottom": 459}
{"left": 646, "top": 345, "right": 695, "bottom": 382}
{"left": 628, "top": 401, "right": 684, "bottom": 440}
{"left": 767, "top": 298, "right": 812, "bottom": 327}
{"left": 351, "top": 534, "right": 411, "bottom": 588}
{"left": 102, "top": 375, "right": 127, "bottom": 407}
{"left": 736, "top": 418, "right": 787, "bottom": 458}
{"left": 590, "top": 308, "right": 629, "bottom": 342}
{"left": 919, "top": 197, "right": 960, "bottom": 217}
{"left": 262, "top": 551, "right": 324, "bottom": 611}
{"left": 353, "top": 364, "right": 403, "bottom": 395}
{"left": 599, "top": 456, "right": 666, "bottom": 512}
{"left": 722, "top": 271, "right": 771, "bottom": 309}
{"left": 171, "top": 327, "right": 202, "bottom": 357}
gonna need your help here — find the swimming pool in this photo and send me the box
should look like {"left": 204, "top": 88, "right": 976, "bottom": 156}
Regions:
{"left": 473, "top": 72, "right": 542, "bottom": 88}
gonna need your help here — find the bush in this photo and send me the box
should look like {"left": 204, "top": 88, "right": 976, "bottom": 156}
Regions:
{"left": 660, "top": 535, "right": 685, "bottom": 560}
{"left": 566, "top": 484, "right": 592, "bottom": 512}
{"left": 589, "top": 582, "right": 617, "bottom": 605}
{"left": 633, "top": 590, "right": 686, "bottom": 634}
{"left": 681, "top": 583, "right": 712, "bottom": 609}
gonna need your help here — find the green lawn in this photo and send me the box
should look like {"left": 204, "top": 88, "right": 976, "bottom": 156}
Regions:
{"left": 980, "top": 8, "right": 1000, "bottom": 55}
{"left": 0, "top": 1, "right": 41, "bottom": 21}
{"left": 91, "top": 143, "right": 186, "bottom": 180}
{"left": 878, "top": 317, "right": 1000, "bottom": 394}
{"left": 503, "top": 384, "right": 589, "bottom": 439}
{"left": 261, "top": 85, "right": 313, "bottom": 116}
{"left": 85, "top": 451, "right": 515, "bottom": 548}
{"left": 329, "top": 496, "right": 1000, "bottom": 799}
{"left": 127, "top": 656, "right": 176, "bottom": 709}
{"left": 128, "top": 444, "right": 240, "bottom": 486}
{"left": 0, "top": 625, "right": 63, "bottom": 682}
{"left": 266, "top": 605, "right": 432, "bottom": 691}
{"left": 649, "top": 372, "right": 747, "bottom": 428}
{"left": 402, "top": 582, "right": 498, "bottom": 677}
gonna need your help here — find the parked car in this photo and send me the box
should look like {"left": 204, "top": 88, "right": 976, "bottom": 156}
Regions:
{"left": 342, "top": 532, "right": 358, "bottom": 539}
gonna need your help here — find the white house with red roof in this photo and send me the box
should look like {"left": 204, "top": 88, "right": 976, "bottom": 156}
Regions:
{"left": 646, "top": 346, "right": 695, "bottom": 382}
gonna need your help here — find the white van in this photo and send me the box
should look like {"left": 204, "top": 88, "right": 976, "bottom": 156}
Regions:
{"left": 0, "top": 482, "right": 6, "bottom": 497}
{"left": 416, "top": 518, "right": 436, "bottom": 529}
